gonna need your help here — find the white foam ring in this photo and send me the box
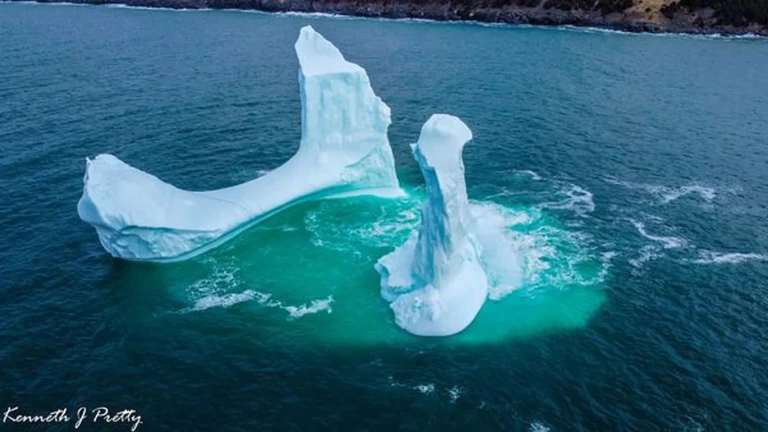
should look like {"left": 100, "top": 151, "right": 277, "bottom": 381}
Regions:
{"left": 306, "top": 195, "right": 606, "bottom": 300}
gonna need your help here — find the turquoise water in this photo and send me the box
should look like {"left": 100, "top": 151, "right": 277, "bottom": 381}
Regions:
{"left": 2, "top": 3, "right": 768, "bottom": 430}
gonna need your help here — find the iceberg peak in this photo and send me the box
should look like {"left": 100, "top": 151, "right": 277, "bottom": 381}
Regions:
{"left": 414, "top": 114, "right": 473, "bottom": 170}
{"left": 77, "top": 27, "right": 400, "bottom": 262}
{"left": 295, "top": 26, "right": 361, "bottom": 76}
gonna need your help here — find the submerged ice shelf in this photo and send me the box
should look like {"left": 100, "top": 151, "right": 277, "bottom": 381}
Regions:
{"left": 77, "top": 26, "right": 400, "bottom": 262}
{"left": 376, "top": 115, "right": 497, "bottom": 337}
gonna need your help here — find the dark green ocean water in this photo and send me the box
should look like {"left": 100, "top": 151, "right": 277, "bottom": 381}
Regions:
{"left": 2, "top": 3, "right": 768, "bottom": 430}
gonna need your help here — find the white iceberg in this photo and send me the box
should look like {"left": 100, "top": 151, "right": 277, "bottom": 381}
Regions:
{"left": 375, "top": 114, "right": 489, "bottom": 337}
{"left": 78, "top": 26, "right": 400, "bottom": 262}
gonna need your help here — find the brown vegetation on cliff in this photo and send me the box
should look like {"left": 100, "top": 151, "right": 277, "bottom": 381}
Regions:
{"left": 662, "top": 0, "right": 768, "bottom": 27}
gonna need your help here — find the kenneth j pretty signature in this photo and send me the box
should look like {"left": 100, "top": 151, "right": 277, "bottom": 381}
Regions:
{"left": 3, "top": 406, "right": 143, "bottom": 431}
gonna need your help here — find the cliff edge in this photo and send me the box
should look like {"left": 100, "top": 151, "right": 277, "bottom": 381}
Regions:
{"left": 19, "top": 0, "right": 767, "bottom": 36}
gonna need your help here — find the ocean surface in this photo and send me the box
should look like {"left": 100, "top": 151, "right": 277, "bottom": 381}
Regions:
{"left": 2, "top": 3, "right": 768, "bottom": 430}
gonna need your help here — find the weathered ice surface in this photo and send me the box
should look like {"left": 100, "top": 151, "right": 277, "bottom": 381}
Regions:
{"left": 78, "top": 26, "right": 400, "bottom": 262}
{"left": 376, "top": 115, "right": 489, "bottom": 337}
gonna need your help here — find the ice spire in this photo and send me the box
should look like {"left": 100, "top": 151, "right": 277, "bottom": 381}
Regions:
{"left": 376, "top": 115, "right": 488, "bottom": 336}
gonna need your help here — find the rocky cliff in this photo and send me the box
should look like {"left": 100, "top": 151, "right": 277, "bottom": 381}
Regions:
{"left": 23, "top": 0, "right": 768, "bottom": 35}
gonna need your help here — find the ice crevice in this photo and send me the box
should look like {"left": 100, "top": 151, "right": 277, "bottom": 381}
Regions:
{"left": 77, "top": 26, "right": 401, "bottom": 262}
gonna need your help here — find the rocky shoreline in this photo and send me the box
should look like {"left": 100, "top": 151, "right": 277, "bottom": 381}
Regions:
{"left": 9, "top": 0, "right": 768, "bottom": 37}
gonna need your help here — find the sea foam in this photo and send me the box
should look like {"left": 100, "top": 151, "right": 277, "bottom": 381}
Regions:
{"left": 690, "top": 251, "right": 768, "bottom": 265}
{"left": 538, "top": 184, "right": 595, "bottom": 216}
{"left": 629, "top": 219, "right": 687, "bottom": 249}
{"left": 605, "top": 177, "right": 718, "bottom": 205}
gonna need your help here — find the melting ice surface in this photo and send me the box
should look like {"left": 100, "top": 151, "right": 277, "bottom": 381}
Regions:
{"left": 77, "top": 26, "right": 400, "bottom": 262}
{"left": 376, "top": 115, "right": 523, "bottom": 336}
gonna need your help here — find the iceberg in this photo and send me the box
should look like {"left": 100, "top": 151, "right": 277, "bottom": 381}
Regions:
{"left": 375, "top": 115, "right": 489, "bottom": 337}
{"left": 77, "top": 26, "right": 400, "bottom": 262}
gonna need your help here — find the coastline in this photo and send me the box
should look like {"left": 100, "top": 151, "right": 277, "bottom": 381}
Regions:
{"left": 5, "top": 0, "right": 767, "bottom": 37}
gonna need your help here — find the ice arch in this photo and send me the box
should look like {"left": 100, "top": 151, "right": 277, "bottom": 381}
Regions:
{"left": 78, "top": 26, "right": 400, "bottom": 262}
